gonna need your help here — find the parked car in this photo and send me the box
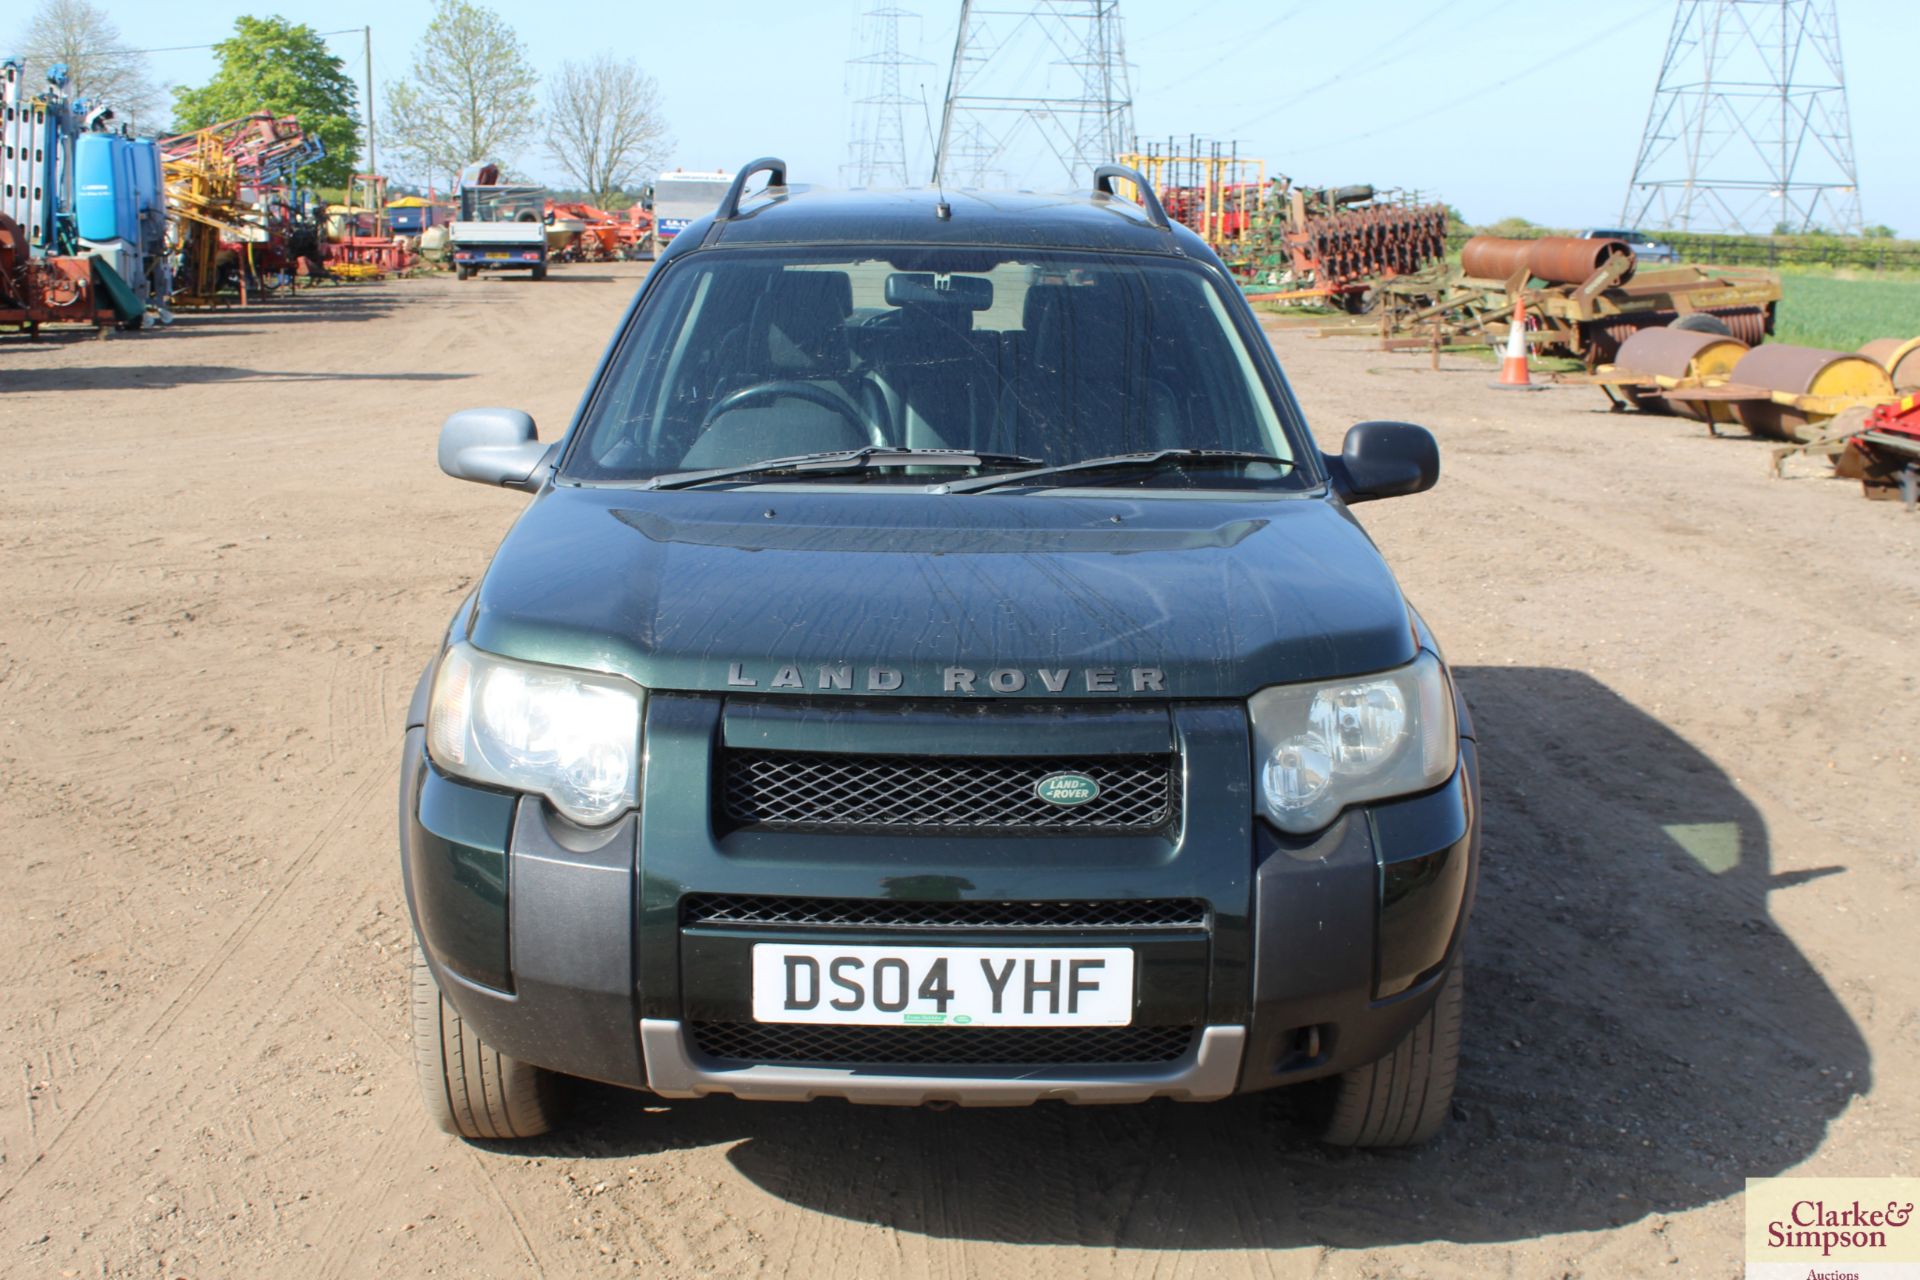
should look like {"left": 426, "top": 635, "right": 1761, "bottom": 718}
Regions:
{"left": 401, "top": 159, "right": 1481, "bottom": 1149}
{"left": 1581, "top": 226, "right": 1679, "bottom": 263}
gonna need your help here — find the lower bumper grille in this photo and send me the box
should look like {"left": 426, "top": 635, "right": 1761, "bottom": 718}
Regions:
{"left": 682, "top": 894, "right": 1209, "bottom": 931}
{"left": 690, "top": 1022, "right": 1194, "bottom": 1067}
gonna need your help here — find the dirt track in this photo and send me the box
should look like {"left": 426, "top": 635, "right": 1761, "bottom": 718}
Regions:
{"left": 2, "top": 263, "right": 1915, "bottom": 1278}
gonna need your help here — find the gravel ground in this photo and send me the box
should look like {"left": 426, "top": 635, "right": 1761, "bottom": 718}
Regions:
{"left": 1, "top": 263, "right": 1914, "bottom": 1278}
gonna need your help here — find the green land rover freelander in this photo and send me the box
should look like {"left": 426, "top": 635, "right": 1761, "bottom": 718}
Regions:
{"left": 400, "top": 161, "right": 1480, "bottom": 1149}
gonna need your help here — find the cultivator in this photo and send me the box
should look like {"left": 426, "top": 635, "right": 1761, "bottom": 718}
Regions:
{"left": 1115, "top": 141, "right": 1448, "bottom": 307}
{"left": 1271, "top": 193, "right": 1448, "bottom": 304}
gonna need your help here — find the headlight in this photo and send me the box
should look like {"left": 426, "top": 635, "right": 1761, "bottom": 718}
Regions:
{"left": 1249, "top": 652, "right": 1457, "bottom": 834}
{"left": 426, "top": 642, "right": 644, "bottom": 826}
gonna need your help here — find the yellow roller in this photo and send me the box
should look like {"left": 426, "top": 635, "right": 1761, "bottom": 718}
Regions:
{"left": 1613, "top": 326, "right": 1749, "bottom": 424}
{"left": 1857, "top": 337, "right": 1920, "bottom": 393}
{"left": 1728, "top": 345, "right": 1894, "bottom": 440}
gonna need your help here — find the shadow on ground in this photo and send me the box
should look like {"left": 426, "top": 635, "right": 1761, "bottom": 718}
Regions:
{"left": 0, "top": 291, "right": 404, "bottom": 354}
{"left": 506, "top": 666, "right": 1867, "bottom": 1248}
{"left": 0, "top": 365, "right": 471, "bottom": 392}
{"left": 511, "top": 273, "right": 620, "bottom": 284}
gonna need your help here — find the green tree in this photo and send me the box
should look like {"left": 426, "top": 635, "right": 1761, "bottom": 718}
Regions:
{"left": 172, "top": 16, "right": 360, "bottom": 187}
{"left": 1862, "top": 224, "right": 1896, "bottom": 239}
{"left": 382, "top": 1, "right": 538, "bottom": 192}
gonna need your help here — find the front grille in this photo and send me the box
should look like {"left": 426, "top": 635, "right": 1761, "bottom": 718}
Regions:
{"left": 721, "top": 751, "right": 1176, "bottom": 832}
{"left": 690, "top": 1022, "right": 1194, "bottom": 1067}
{"left": 682, "top": 894, "right": 1208, "bottom": 931}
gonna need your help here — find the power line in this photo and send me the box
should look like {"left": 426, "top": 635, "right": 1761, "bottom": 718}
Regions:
{"left": 1224, "top": 0, "right": 1474, "bottom": 132}
{"left": 1278, "top": 1, "right": 1667, "bottom": 159}
{"left": 1134, "top": 2, "right": 1310, "bottom": 100}
{"left": 66, "top": 28, "right": 365, "bottom": 58}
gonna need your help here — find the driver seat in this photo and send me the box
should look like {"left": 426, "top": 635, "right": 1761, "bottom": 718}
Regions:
{"left": 680, "top": 271, "right": 879, "bottom": 469}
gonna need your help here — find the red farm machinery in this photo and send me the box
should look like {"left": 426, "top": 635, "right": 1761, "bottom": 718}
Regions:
{"left": 1117, "top": 140, "right": 1449, "bottom": 311}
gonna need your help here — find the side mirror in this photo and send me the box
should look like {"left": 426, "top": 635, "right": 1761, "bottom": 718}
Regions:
{"left": 437, "top": 408, "right": 551, "bottom": 491}
{"left": 1327, "top": 420, "right": 1439, "bottom": 503}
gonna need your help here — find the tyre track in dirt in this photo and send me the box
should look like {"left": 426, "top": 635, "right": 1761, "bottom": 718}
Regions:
{"left": 1, "top": 275, "right": 621, "bottom": 1276}
{"left": 0, "top": 764, "right": 384, "bottom": 1208}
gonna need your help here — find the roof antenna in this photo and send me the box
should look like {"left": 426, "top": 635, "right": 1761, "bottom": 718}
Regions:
{"left": 919, "top": 85, "right": 951, "bottom": 220}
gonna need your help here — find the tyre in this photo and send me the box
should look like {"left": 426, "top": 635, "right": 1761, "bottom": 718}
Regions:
{"left": 456, "top": 265, "right": 474, "bottom": 281}
{"left": 1314, "top": 961, "right": 1462, "bottom": 1148}
{"left": 1671, "top": 312, "right": 1732, "bottom": 336}
{"left": 531, "top": 264, "right": 548, "bottom": 281}
{"left": 410, "top": 944, "right": 559, "bottom": 1140}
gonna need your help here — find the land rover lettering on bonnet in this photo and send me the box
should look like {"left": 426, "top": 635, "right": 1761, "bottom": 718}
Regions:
{"left": 722, "top": 662, "right": 1167, "bottom": 693}
{"left": 401, "top": 159, "right": 1478, "bottom": 1149}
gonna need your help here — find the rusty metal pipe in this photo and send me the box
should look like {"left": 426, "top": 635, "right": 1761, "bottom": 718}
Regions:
{"left": 1526, "top": 236, "right": 1635, "bottom": 285}
{"left": 1460, "top": 235, "right": 1636, "bottom": 285}
{"left": 1459, "top": 236, "right": 1534, "bottom": 280}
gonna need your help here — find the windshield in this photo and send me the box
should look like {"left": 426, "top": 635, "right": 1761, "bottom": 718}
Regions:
{"left": 563, "top": 247, "right": 1309, "bottom": 489}
{"left": 652, "top": 179, "right": 728, "bottom": 217}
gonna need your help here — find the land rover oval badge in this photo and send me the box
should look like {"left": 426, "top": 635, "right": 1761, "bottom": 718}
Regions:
{"left": 1034, "top": 771, "right": 1100, "bottom": 807}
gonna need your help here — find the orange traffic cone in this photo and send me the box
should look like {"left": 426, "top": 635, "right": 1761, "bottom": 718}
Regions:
{"left": 1493, "top": 298, "right": 1546, "bottom": 391}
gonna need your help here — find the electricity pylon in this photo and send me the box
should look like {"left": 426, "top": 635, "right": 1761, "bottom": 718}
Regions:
{"left": 1620, "top": 0, "right": 1864, "bottom": 234}
{"left": 845, "top": 5, "right": 932, "bottom": 187}
{"left": 934, "top": 0, "right": 1134, "bottom": 189}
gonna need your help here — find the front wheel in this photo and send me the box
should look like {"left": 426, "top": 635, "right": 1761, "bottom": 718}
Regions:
{"left": 411, "top": 944, "right": 559, "bottom": 1140}
{"left": 1314, "top": 961, "right": 1463, "bottom": 1147}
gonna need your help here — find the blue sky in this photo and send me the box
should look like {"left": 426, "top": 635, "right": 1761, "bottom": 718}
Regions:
{"left": 29, "top": 1, "right": 1916, "bottom": 234}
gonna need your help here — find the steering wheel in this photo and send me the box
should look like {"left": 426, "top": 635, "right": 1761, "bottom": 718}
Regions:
{"left": 696, "top": 379, "right": 878, "bottom": 439}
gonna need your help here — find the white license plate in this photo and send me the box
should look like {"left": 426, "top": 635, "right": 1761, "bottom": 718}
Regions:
{"left": 484, "top": 251, "right": 510, "bottom": 259}
{"left": 751, "top": 943, "right": 1134, "bottom": 1027}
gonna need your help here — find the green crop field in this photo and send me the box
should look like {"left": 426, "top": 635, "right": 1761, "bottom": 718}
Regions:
{"left": 1772, "top": 271, "right": 1920, "bottom": 350}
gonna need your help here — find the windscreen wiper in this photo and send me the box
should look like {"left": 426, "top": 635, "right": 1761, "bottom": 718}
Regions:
{"left": 938, "top": 448, "right": 1297, "bottom": 494}
{"left": 643, "top": 446, "right": 1044, "bottom": 491}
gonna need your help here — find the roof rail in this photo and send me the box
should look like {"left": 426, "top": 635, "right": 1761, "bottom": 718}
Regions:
{"left": 1092, "top": 164, "right": 1170, "bottom": 231}
{"left": 717, "top": 156, "right": 788, "bottom": 221}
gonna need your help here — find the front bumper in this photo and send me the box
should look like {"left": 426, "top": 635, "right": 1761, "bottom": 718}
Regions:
{"left": 639, "top": 1020, "right": 1247, "bottom": 1105}
{"left": 452, "top": 248, "right": 544, "bottom": 266}
{"left": 400, "top": 688, "right": 1478, "bottom": 1102}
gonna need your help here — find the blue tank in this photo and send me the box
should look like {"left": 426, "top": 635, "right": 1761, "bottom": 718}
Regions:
{"left": 74, "top": 133, "right": 139, "bottom": 243}
{"left": 74, "top": 134, "right": 119, "bottom": 241}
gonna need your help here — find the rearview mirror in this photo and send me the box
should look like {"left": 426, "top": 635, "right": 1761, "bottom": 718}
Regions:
{"left": 884, "top": 272, "right": 993, "bottom": 310}
{"left": 1327, "top": 420, "right": 1439, "bottom": 503}
{"left": 437, "top": 408, "right": 551, "bottom": 491}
